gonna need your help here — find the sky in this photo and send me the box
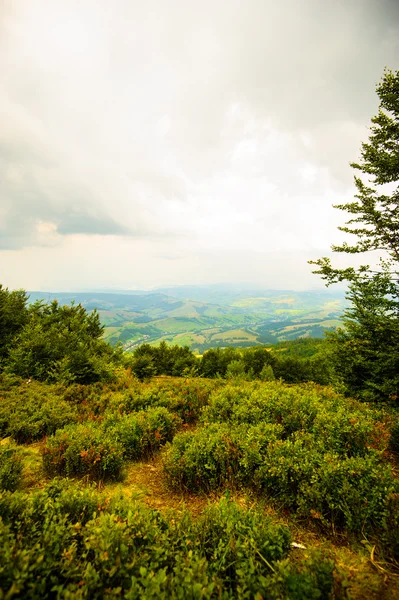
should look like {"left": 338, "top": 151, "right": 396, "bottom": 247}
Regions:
{"left": 0, "top": 0, "right": 398, "bottom": 292}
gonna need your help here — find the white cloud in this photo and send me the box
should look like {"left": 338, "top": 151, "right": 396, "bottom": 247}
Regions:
{"left": 0, "top": 0, "right": 398, "bottom": 290}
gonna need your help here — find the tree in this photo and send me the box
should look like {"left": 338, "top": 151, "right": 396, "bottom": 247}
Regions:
{"left": 310, "top": 69, "right": 399, "bottom": 401}
{"left": 0, "top": 286, "right": 29, "bottom": 364}
{"left": 6, "top": 299, "right": 118, "bottom": 384}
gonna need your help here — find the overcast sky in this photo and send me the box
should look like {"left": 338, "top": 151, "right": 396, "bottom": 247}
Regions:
{"left": 0, "top": 0, "right": 398, "bottom": 292}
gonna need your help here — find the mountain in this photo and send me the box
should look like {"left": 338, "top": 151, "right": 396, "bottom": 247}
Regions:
{"left": 27, "top": 285, "right": 347, "bottom": 352}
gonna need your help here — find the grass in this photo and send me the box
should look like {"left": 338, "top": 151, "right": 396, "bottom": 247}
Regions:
{"left": 211, "top": 328, "right": 258, "bottom": 342}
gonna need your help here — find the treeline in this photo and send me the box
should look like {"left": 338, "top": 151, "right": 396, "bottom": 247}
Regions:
{"left": 130, "top": 339, "right": 334, "bottom": 387}
{"left": 1, "top": 282, "right": 397, "bottom": 403}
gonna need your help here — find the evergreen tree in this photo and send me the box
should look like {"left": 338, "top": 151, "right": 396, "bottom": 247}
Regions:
{"left": 310, "top": 69, "right": 399, "bottom": 401}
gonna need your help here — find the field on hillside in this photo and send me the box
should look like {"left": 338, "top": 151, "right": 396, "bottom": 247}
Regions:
{"left": 1, "top": 372, "right": 399, "bottom": 598}
{"left": 28, "top": 287, "right": 347, "bottom": 351}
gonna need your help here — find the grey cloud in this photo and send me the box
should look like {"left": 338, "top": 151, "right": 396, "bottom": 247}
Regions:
{"left": 0, "top": 0, "right": 398, "bottom": 259}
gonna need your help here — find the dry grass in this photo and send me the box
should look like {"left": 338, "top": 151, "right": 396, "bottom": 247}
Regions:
{"left": 105, "top": 454, "right": 211, "bottom": 516}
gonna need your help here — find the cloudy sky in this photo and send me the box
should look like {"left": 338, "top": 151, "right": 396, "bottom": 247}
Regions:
{"left": 1, "top": 0, "right": 398, "bottom": 291}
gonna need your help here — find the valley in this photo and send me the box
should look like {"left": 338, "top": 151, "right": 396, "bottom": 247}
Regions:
{"left": 28, "top": 285, "right": 347, "bottom": 352}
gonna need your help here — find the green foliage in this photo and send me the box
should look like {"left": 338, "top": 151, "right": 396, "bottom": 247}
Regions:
{"left": 41, "top": 423, "right": 124, "bottom": 481}
{"left": 310, "top": 69, "right": 399, "bottom": 402}
{"left": 164, "top": 381, "right": 399, "bottom": 555}
{"left": 0, "top": 483, "right": 335, "bottom": 599}
{"left": 131, "top": 341, "right": 198, "bottom": 379}
{"left": 0, "top": 445, "right": 23, "bottom": 492}
{"left": 0, "top": 285, "right": 28, "bottom": 365}
{"left": 199, "top": 347, "right": 242, "bottom": 378}
{"left": 0, "top": 381, "right": 78, "bottom": 443}
{"left": 260, "top": 364, "right": 275, "bottom": 381}
{"left": 225, "top": 359, "right": 247, "bottom": 379}
{"left": 131, "top": 351, "right": 157, "bottom": 381}
{"left": 104, "top": 406, "right": 181, "bottom": 459}
{"left": 116, "top": 378, "right": 221, "bottom": 424}
{"left": 3, "top": 296, "right": 121, "bottom": 384}
{"left": 196, "top": 497, "right": 292, "bottom": 594}
{"left": 162, "top": 423, "right": 242, "bottom": 491}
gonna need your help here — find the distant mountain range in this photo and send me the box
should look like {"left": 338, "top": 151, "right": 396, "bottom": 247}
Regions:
{"left": 28, "top": 285, "right": 347, "bottom": 352}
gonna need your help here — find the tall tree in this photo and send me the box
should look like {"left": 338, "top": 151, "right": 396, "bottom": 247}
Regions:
{"left": 310, "top": 69, "right": 399, "bottom": 401}
{"left": 0, "top": 285, "right": 29, "bottom": 364}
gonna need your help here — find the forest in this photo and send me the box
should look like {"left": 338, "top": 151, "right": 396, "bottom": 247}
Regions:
{"left": 0, "top": 69, "right": 398, "bottom": 598}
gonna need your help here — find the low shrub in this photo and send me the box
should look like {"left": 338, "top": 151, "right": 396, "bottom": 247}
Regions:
{"left": 119, "top": 378, "right": 221, "bottom": 424}
{"left": 41, "top": 423, "right": 124, "bottom": 481}
{"left": 0, "top": 445, "right": 23, "bottom": 491}
{"left": 163, "top": 421, "right": 284, "bottom": 492}
{"left": 203, "top": 382, "right": 387, "bottom": 457}
{"left": 105, "top": 406, "right": 181, "bottom": 459}
{"left": 296, "top": 455, "right": 399, "bottom": 536}
{"left": 0, "top": 485, "right": 336, "bottom": 599}
{"left": 0, "top": 382, "right": 78, "bottom": 443}
{"left": 254, "top": 433, "right": 324, "bottom": 506}
{"left": 389, "top": 418, "right": 399, "bottom": 453}
{"left": 163, "top": 424, "right": 244, "bottom": 492}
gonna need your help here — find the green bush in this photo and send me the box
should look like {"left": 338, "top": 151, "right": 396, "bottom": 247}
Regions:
{"left": 254, "top": 432, "right": 323, "bottom": 506}
{"left": 120, "top": 378, "right": 220, "bottom": 424}
{"left": 0, "top": 445, "right": 23, "bottom": 491}
{"left": 41, "top": 423, "right": 124, "bottom": 481}
{"left": 296, "top": 454, "right": 399, "bottom": 533}
{"left": 389, "top": 418, "right": 399, "bottom": 452}
{"left": 203, "top": 382, "right": 386, "bottom": 457}
{"left": 0, "top": 382, "right": 78, "bottom": 443}
{"left": 163, "top": 424, "right": 244, "bottom": 492}
{"left": 105, "top": 406, "right": 181, "bottom": 459}
{"left": 0, "top": 484, "right": 335, "bottom": 599}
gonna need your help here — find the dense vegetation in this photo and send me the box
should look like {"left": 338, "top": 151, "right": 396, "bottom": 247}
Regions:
{"left": 0, "top": 285, "right": 122, "bottom": 384}
{"left": 0, "top": 370, "right": 398, "bottom": 598}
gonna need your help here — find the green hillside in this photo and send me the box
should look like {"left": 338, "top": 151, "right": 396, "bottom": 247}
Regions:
{"left": 28, "top": 286, "right": 347, "bottom": 351}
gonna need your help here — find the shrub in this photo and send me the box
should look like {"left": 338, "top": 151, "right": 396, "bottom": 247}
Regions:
{"left": 389, "top": 418, "right": 399, "bottom": 453}
{"left": 163, "top": 424, "right": 244, "bottom": 492}
{"left": 113, "top": 378, "right": 220, "bottom": 424}
{"left": 0, "top": 485, "right": 337, "bottom": 599}
{"left": 296, "top": 454, "right": 399, "bottom": 534}
{"left": 0, "top": 445, "right": 23, "bottom": 491}
{"left": 0, "top": 382, "right": 78, "bottom": 443}
{"left": 197, "top": 497, "right": 292, "bottom": 595}
{"left": 254, "top": 433, "right": 324, "bottom": 506}
{"left": 105, "top": 406, "right": 181, "bottom": 459}
{"left": 41, "top": 423, "right": 124, "bottom": 481}
{"left": 163, "top": 421, "right": 284, "bottom": 492}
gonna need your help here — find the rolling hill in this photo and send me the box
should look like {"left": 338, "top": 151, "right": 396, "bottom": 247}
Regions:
{"left": 28, "top": 285, "right": 347, "bottom": 351}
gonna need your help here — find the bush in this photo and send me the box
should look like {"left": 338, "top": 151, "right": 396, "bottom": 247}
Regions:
{"left": 163, "top": 424, "right": 244, "bottom": 492}
{"left": 0, "top": 484, "right": 335, "bottom": 600}
{"left": 253, "top": 432, "right": 323, "bottom": 506}
{"left": 296, "top": 454, "right": 399, "bottom": 534}
{"left": 196, "top": 497, "right": 292, "bottom": 595}
{"left": 114, "top": 378, "right": 220, "bottom": 424}
{"left": 105, "top": 406, "right": 181, "bottom": 459}
{"left": 41, "top": 423, "right": 124, "bottom": 481}
{"left": 389, "top": 418, "right": 399, "bottom": 452}
{"left": 0, "top": 445, "right": 23, "bottom": 491}
{"left": 0, "top": 382, "right": 78, "bottom": 443}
